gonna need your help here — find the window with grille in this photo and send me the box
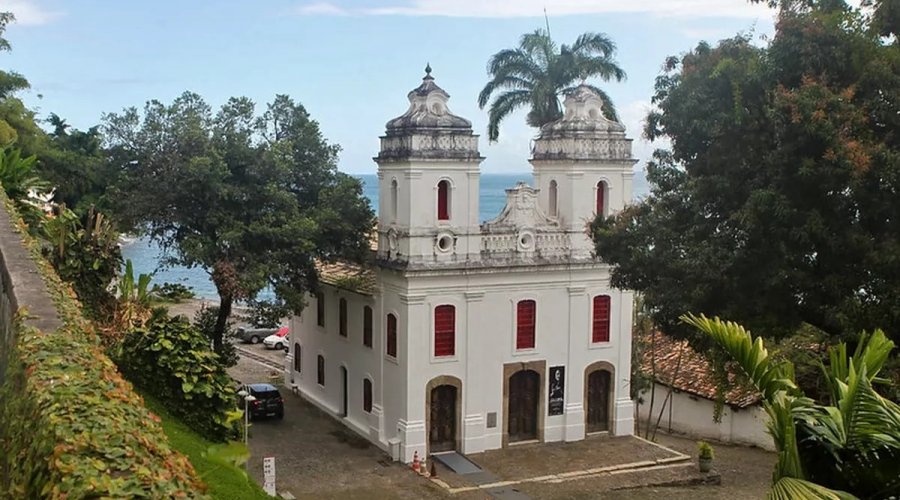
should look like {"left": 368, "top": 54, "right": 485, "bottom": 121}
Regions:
{"left": 363, "top": 306, "right": 373, "bottom": 348}
{"left": 339, "top": 298, "right": 348, "bottom": 337}
{"left": 592, "top": 295, "right": 611, "bottom": 343}
{"left": 516, "top": 300, "right": 536, "bottom": 350}
{"left": 434, "top": 305, "right": 455, "bottom": 357}
{"left": 386, "top": 314, "right": 397, "bottom": 358}
{"left": 363, "top": 379, "right": 373, "bottom": 413}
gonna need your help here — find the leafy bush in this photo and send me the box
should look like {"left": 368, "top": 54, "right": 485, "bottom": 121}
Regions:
{"left": 193, "top": 304, "right": 238, "bottom": 367}
{"left": 116, "top": 315, "right": 241, "bottom": 441}
{"left": 246, "top": 298, "right": 290, "bottom": 328}
{"left": 152, "top": 282, "right": 196, "bottom": 302}
{"left": 42, "top": 205, "right": 121, "bottom": 319}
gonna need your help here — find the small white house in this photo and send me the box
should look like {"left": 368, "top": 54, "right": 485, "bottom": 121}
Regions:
{"left": 287, "top": 67, "right": 638, "bottom": 462}
{"left": 636, "top": 332, "right": 773, "bottom": 450}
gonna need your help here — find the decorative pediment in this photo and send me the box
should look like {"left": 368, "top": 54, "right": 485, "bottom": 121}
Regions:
{"left": 482, "top": 182, "right": 559, "bottom": 232}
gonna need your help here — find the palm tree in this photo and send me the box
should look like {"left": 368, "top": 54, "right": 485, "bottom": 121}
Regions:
{"left": 683, "top": 313, "right": 900, "bottom": 499}
{"left": 478, "top": 29, "right": 626, "bottom": 142}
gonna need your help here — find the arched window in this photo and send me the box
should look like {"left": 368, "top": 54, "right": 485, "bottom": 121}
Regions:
{"left": 434, "top": 305, "right": 455, "bottom": 357}
{"left": 316, "top": 292, "right": 325, "bottom": 327}
{"left": 549, "top": 180, "right": 558, "bottom": 217}
{"left": 363, "top": 305, "right": 373, "bottom": 348}
{"left": 339, "top": 298, "right": 348, "bottom": 337}
{"left": 390, "top": 179, "right": 398, "bottom": 222}
{"left": 516, "top": 300, "right": 536, "bottom": 350}
{"left": 596, "top": 181, "right": 607, "bottom": 217}
{"left": 437, "top": 180, "right": 450, "bottom": 221}
{"left": 363, "top": 379, "right": 373, "bottom": 413}
{"left": 386, "top": 314, "right": 397, "bottom": 358}
{"left": 293, "top": 344, "right": 301, "bottom": 372}
{"left": 592, "top": 295, "right": 611, "bottom": 343}
{"left": 317, "top": 355, "right": 325, "bottom": 386}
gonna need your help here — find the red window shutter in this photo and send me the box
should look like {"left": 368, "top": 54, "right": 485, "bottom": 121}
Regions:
{"left": 363, "top": 306, "right": 373, "bottom": 347}
{"left": 516, "top": 300, "right": 536, "bottom": 350}
{"left": 434, "top": 305, "right": 455, "bottom": 356}
{"left": 592, "top": 295, "right": 611, "bottom": 343}
{"left": 437, "top": 181, "right": 449, "bottom": 220}
{"left": 386, "top": 314, "right": 397, "bottom": 358}
{"left": 339, "top": 298, "right": 348, "bottom": 337}
{"left": 596, "top": 182, "right": 606, "bottom": 217}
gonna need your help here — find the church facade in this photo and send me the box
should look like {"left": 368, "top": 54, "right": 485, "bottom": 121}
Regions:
{"left": 286, "top": 68, "right": 637, "bottom": 462}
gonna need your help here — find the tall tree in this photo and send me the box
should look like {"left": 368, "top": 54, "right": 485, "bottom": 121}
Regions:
{"left": 478, "top": 29, "right": 625, "bottom": 142}
{"left": 0, "top": 12, "right": 41, "bottom": 150}
{"left": 104, "top": 92, "right": 374, "bottom": 352}
{"left": 593, "top": 1, "right": 900, "bottom": 344}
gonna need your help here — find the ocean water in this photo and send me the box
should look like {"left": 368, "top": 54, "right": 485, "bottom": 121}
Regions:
{"left": 121, "top": 172, "right": 648, "bottom": 300}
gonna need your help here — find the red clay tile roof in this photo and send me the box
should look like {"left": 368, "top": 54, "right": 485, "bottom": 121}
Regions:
{"left": 316, "top": 228, "right": 378, "bottom": 295}
{"left": 639, "top": 331, "right": 761, "bottom": 408}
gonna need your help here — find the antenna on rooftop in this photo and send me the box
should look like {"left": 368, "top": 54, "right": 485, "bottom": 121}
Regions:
{"left": 544, "top": 7, "right": 551, "bottom": 37}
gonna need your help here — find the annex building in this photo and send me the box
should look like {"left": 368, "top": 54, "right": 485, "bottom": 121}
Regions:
{"left": 286, "top": 68, "right": 637, "bottom": 463}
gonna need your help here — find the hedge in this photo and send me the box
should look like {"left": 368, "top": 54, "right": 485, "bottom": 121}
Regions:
{"left": 0, "top": 192, "right": 207, "bottom": 498}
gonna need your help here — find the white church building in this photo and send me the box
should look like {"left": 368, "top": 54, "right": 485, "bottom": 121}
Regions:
{"left": 286, "top": 67, "right": 637, "bottom": 462}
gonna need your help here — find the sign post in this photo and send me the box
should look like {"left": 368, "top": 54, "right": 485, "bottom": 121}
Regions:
{"left": 263, "top": 456, "right": 276, "bottom": 496}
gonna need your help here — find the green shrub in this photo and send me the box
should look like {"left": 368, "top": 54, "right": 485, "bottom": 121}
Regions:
{"left": 116, "top": 315, "right": 241, "bottom": 441}
{"left": 0, "top": 325, "right": 206, "bottom": 498}
{"left": 193, "top": 304, "right": 238, "bottom": 367}
{"left": 152, "top": 282, "right": 196, "bottom": 302}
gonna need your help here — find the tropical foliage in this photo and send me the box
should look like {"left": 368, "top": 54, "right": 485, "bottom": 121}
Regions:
{"left": 593, "top": 1, "right": 900, "bottom": 344}
{"left": 246, "top": 298, "right": 290, "bottom": 328}
{"left": 104, "top": 92, "right": 374, "bottom": 354}
{"left": 478, "top": 29, "right": 625, "bottom": 142}
{"left": 115, "top": 315, "right": 241, "bottom": 441}
{"left": 684, "top": 314, "right": 900, "bottom": 499}
{"left": 193, "top": 304, "right": 239, "bottom": 368}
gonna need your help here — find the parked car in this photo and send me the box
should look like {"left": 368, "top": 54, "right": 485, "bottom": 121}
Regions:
{"left": 262, "top": 326, "right": 290, "bottom": 350}
{"left": 241, "top": 383, "right": 284, "bottom": 420}
{"left": 235, "top": 326, "right": 280, "bottom": 344}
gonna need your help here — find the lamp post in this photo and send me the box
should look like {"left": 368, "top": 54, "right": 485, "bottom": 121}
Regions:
{"left": 237, "top": 389, "right": 256, "bottom": 448}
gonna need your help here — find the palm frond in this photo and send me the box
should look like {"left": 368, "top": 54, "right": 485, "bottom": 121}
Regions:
{"left": 768, "top": 477, "right": 857, "bottom": 500}
{"left": 478, "top": 75, "right": 534, "bottom": 109}
{"left": 486, "top": 90, "right": 531, "bottom": 142}
{"left": 570, "top": 32, "right": 617, "bottom": 58}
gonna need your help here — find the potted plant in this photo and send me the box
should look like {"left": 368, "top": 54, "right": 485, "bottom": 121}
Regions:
{"left": 697, "top": 441, "right": 714, "bottom": 472}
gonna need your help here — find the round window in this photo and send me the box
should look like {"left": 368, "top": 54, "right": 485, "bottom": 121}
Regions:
{"left": 518, "top": 232, "right": 535, "bottom": 250}
{"left": 437, "top": 234, "right": 453, "bottom": 252}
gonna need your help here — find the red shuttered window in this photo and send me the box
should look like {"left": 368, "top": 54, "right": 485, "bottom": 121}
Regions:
{"left": 592, "top": 295, "right": 611, "bottom": 343}
{"left": 434, "top": 305, "right": 455, "bottom": 357}
{"left": 363, "top": 379, "right": 373, "bottom": 413}
{"left": 339, "top": 298, "right": 348, "bottom": 337}
{"left": 516, "top": 300, "right": 536, "bottom": 350}
{"left": 363, "top": 306, "right": 373, "bottom": 348}
{"left": 596, "top": 181, "right": 606, "bottom": 217}
{"left": 386, "top": 314, "right": 398, "bottom": 358}
{"left": 437, "top": 180, "right": 450, "bottom": 220}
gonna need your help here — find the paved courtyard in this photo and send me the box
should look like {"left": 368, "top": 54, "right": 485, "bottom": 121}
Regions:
{"left": 227, "top": 345, "right": 773, "bottom": 499}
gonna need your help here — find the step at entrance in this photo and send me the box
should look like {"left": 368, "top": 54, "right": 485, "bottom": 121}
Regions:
{"left": 431, "top": 451, "right": 482, "bottom": 475}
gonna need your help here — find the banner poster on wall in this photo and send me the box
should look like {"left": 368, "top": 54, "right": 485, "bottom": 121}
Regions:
{"left": 548, "top": 365, "right": 565, "bottom": 416}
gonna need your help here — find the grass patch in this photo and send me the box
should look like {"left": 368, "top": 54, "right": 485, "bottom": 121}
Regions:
{"left": 141, "top": 393, "right": 272, "bottom": 500}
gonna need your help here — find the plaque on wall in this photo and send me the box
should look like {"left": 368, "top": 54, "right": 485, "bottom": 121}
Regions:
{"left": 548, "top": 366, "right": 565, "bottom": 416}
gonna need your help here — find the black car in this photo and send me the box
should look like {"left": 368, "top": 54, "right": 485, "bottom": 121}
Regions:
{"left": 243, "top": 383, "right": 284, "bottom": 420}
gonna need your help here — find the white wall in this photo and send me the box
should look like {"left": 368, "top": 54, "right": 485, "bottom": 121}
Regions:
{"left": 637, "top": 383, "right": 773, "bottom": 451}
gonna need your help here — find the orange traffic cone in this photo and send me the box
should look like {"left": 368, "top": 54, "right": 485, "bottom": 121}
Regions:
{"left": 411, "top": 451, "right": 420, "bottom": 473}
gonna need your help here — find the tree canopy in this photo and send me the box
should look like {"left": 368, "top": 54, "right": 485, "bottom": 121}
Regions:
{"left": 104, "top": 92, "right": 374, "bottom": 350}
{"left": 478, "top": 29, "right": 625, "bottom": 142}
{"left": 593, "top": 1, "right": 900, "bottom": 343}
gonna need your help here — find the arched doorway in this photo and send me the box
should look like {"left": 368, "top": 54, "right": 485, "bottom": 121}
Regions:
{"left": 429, "top": 385, "right": 457, "bottom": 452}
{"left": 508, "top": 370, "right": 540, "bottom": 442}
{"left": 586, "top": 369, "right": 611, "bottom": 433}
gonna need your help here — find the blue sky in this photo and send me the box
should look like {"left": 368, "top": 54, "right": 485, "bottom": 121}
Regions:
{"left": 3, "top": 0, "right": 775, "bottom": 174}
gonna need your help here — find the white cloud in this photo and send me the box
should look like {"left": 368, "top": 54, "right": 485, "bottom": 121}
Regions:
{"left": 293, "top": 0, "right": 772, "bottom": 19}
{"left": 3, "top": 0, "right": 62, "bottom": 26}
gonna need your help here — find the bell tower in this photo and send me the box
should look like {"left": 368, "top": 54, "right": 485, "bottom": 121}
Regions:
{"left": 375, "top": 66, "right": 484, "bottom": 265}
{"left": 530, "top": 86, "right": 637, "bottom": 257}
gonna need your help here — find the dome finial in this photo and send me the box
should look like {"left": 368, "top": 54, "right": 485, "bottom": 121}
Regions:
{"left": 425, "top": 62, "right": 432, "bottom": 78}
